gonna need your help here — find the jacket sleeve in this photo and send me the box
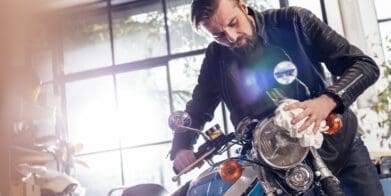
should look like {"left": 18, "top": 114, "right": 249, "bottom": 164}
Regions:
{"left": 170, "top": 43, "right": 221, "bottom": 160}
{"left": 293, "top": 7, "right": 380, "bottom": 113}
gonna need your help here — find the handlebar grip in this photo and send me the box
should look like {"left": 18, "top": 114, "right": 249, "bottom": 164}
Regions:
{"left": 320, "top": 177, "right": 344, "bottom": 196}
{"left": 172, "top": 151, "right": 200, "bottom": 175}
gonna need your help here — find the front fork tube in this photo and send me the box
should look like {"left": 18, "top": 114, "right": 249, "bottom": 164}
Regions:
{"left": 310, "top": 147, "right": 339, "bottom": 182}
{"left": 257, "top": 166, "right": 278, "bottom": 196}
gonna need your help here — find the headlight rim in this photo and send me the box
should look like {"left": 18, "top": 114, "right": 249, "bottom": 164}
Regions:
{"left": 253, "top": 116, "right": 309, "bottom": 170}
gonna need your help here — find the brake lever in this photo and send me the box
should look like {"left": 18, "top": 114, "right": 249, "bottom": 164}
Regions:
{"left": 177, "top": 125, "right": 210, "bottom": 141}
{"left": 172, "top": 147, "right": 216, "bottom": 182}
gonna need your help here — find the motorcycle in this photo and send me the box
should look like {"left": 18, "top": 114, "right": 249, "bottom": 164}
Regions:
{"left": 119, "top": 46, "right": 391, "bottom": 196}
{"left": 166, "top": 103, "right": 343, "bottom": 196}
{"left": 119, "top": 106, "right": 391, "bottom": 196}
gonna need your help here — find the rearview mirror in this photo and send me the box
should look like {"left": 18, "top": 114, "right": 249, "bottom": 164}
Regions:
{"left": 168, "top": 111, "right": 192, "bottom": 131}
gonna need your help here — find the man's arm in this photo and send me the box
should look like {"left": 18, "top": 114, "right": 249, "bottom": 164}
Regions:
{"left": 295, "top": 7, "right": 380, "bottom": 113}
{"left": 170, "top": 43, "right": 221, "bottom": 160}
{"left": 282, "top": 7, "right": 379, "bottom": 133}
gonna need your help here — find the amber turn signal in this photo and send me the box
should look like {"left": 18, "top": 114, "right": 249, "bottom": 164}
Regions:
{"left": 325, "top": 113, "right": 343, "bottom": 135}
{"left": 219, "top": 159, "right": 243, "bottom": 182}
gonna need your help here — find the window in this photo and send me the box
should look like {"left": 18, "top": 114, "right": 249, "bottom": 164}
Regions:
{"left": 116, "top": 66, "right": 171, "bottom": 146}
{"left": 167, "top": 0, "right": 211, "bottom": 54}
{"left": 112, "top": 1, "right": 167, "bottom": 64}
{"left": 62, "top": 11, "right": 112, "bottom": 73}
{"left": 66, "top": 76, "right": 118, "bottom": 153}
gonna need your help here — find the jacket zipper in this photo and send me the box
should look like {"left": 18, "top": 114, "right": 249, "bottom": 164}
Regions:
{"left": 336, "top": 73, "right": 364, "bottom": 97}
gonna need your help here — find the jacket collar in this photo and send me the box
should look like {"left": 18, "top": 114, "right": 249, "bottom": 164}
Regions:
{"left": 248, "top": 7, "right": 268, "bottom": 45}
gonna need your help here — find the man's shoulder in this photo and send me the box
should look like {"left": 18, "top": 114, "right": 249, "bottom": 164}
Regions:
{"left": 259, "top": 6, "right": 310, "bottom": 16}
{"left": 257, "top": 6, "right": 311, "bottom": 23}
{"left": 205, "top": 42, "right": 228, "bottom": 57}
{"left": 206, "top": 42, "right": 222, "bottom": 52}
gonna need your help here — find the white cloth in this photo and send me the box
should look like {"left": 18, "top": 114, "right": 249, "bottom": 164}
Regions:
{"left": 273, "top": 99, "right": 327, "bottom": 149}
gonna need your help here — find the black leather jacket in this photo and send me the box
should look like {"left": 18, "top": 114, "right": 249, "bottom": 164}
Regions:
{"left": 171, "top": 7, "right": 379, "bottom": 174}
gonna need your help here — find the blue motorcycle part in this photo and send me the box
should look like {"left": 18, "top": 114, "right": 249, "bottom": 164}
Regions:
{"left": 187, "top": 159, "right": 264, "bottom": 196}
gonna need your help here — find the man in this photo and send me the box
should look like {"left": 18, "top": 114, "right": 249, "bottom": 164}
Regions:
{"left": 170, "top": 0, "right": 383, "bottom": 195}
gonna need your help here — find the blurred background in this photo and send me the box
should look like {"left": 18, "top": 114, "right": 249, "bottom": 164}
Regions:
{"left": 0, "top": 0, "right": 390, "bottom": 195}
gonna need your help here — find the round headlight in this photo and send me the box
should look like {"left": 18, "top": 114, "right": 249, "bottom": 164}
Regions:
{"left": 285, "top": 164, "right": 313, "bottom": 191}
{"left": 253, "top": 117, "right": 309, "bottom": 169}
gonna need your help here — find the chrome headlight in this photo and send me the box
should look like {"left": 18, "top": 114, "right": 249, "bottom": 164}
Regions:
{"left": 285, "top": 164, "right": 313, "bottom": 191}
{"left": 253, "top": 117, "right": 309, "bottom": 169}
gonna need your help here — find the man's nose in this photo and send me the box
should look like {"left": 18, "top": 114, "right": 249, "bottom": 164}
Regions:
{"left": 225, "top": 30, "right": 237, "bottom": 43}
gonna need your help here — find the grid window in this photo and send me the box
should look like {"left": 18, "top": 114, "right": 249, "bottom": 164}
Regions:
{"left": 116, "top": 66, "right": 171, "bottom": 147}
{"left": 167, "top": 0, "right": 212, "bottom": 54}
{"left": 112, "top": 2, "right": 167, "bottom": 64}
{"left": 62, "top": 11, "right": 112, "bottom": 73}
{"left": 66, "top": 76, "right": 119, "bottom": 153}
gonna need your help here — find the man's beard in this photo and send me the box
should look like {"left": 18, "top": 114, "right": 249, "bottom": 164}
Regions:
{"left": 230, "top": 17, "right": 258, "bottom": 58}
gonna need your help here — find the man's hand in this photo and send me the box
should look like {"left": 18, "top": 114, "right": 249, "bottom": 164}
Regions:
{"left": 283, "top": 95, "right": 337, "bottom": 133}
{"left": 173, "top": 149, "right": 198, "bottom": 173}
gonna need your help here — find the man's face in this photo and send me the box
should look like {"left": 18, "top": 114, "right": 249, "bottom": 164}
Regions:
{"left": 201, "top": 0, "right": 257, "bottom": 55}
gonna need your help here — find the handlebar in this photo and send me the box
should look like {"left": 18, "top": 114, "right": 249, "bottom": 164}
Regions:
{"left": 172, "top": 132, "right": 236, "bottom": 181}
{"left": 194, "top": 132, "right": 235, "bottom": 159}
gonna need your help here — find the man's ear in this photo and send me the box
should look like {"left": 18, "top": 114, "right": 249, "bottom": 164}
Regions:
{"left": 238, "top": 0, "right": 248, "bottom": 14}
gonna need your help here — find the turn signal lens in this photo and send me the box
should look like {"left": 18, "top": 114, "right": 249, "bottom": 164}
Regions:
{"left": 219, "top": 159, "right": 243, "bottom": 182}
{"left": 325, "top": 113, "right": 343, "bottom": 134}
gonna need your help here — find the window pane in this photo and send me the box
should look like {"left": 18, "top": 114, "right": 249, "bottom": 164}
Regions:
{"left": 122, "top": 144, "right": 178, "bottom": 191}
{"left": 375, "top": 0, "right": 391, "bottom": 20}
{"left": 74, "top": 151, "right": 122, "bottom": 196}
{"left": 379, "top": 21, "right": 391, "bottom": 61}
{"left": 112, "top": 2, "right": 167, "bottom": 64}
{"left": 66, "top": 76, "right": 119, "bottom": 153}
{"left": 169, "top": 55, "right": 203, "bottom": 110}
{"left": 62, "top": 11, "right": 112, "bottom": 73}
{"left": 167, "top": 0, "right": 212, "bottom": 54}
{"left": 116, "top": 66, "right": 170, "bottom": 147}
{"left": 288, "top": 0, "right": 323, "bottom": 20}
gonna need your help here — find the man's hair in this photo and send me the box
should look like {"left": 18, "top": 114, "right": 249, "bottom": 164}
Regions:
{"left": 191, "top": 0, "right": 239, "bottom": 30}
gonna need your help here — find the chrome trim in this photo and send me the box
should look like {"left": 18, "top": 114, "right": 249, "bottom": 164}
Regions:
{"left": 253, "top": 117, "right": 309, "bottom": 169}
